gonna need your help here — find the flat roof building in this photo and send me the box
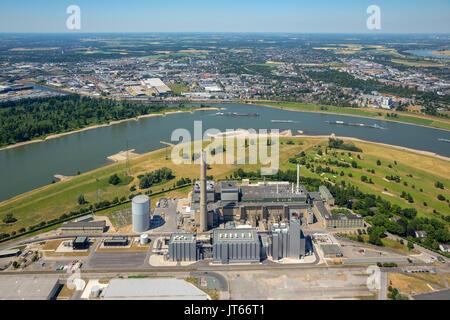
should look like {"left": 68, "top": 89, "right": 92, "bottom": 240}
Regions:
{"left": 319, "top": 185, "right": 334, "bottom": 206}
{"left": 73, "top": 236, "right": 89, "bottom": 250}
{"left": 101, "top": 278, "right": 209, "bottom": 300}
{"left": 313, "top": 201, "right": 363, "bottom": 229}
{"left": 212, "top": 228, "right": 260, "bottom": 264}
{"left": 168, "top": 232, "right": 198, "bottom": 262}
{"left": 61, "top": 220, "right": 106, "bottom": 233}
{"left": 0, "top": 277, "right": 60, "bottom": 300}
{"left": 104, "top": 236, "right": 128, "bottom": 247}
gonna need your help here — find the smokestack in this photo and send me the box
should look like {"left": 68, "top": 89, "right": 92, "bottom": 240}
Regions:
{"left": 296, "top": 164, "right": 300, "bottom": 194}
{"left": 200, "top": 150, "right": 207, "bottom": 232}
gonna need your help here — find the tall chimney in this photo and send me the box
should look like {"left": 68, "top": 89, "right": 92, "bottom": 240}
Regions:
{"left": 200, "top": 150, "right": 207, "bottom": 232}
{"left": 296, "top": 164, "right": 300, "bottom": 194}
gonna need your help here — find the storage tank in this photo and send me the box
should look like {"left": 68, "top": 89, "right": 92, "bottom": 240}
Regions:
{"left": 140, "top": 233, "right": 149, "bottom": 245}
{"left": 90, "top": 285, "right": 101, "bottom": 298}
{"left": 132, "top": 195, "right": 150, "bottom": 233}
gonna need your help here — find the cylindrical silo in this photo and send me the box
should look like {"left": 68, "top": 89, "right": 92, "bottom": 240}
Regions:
{"left": 132, "top": 195, "right": 150, "bottom": 233}
{"left": 140, "top": 233, "right": 149, "bottom": 245}
{"left": 90, "top": 285, "right": 101, "bottom": 298}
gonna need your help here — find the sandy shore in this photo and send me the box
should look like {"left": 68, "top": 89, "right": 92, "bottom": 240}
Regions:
{"left": 107, "top": 149, "right": 140, "bottom": 162}
{"left": 0, "top": 107, "right": 220, "bottom": 152}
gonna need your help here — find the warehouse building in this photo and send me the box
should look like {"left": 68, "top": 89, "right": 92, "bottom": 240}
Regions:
{"left": 0, "top": 248, "right": 21, "bottom": 258}
{"left": 168, "top": 232, "right": 198, "bottom": 262}
{"left": 104, "top": 236, "right": 128, "bottom": 247}
{"left": 60, "top": 220, "right": 106, "bottom": 233}
{"left": 212, "top": 228, "right": 260, "bottom": 264}
{"left": 0, "top": 277, "right": 60, "bottom": 300}
{"left": 102, "top": 278, "right": 209, "bottom": 300}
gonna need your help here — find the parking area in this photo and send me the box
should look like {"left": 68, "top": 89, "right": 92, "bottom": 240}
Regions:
{"left": 87, "top": 251, "right": 148, "bottom": 269}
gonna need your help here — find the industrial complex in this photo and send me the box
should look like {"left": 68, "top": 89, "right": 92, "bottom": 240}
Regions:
{"left": 0, "top": 154, "right": 448, "bottom": 301}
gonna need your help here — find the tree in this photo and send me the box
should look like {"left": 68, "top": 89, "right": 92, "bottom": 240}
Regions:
{"left": 2, "top": 213, "right": 17, "bottom": 224}
{"left": 435, "top": 181, "right": 444, "bottom": 189}
{"left": 407, "top": 241, "right": 414, "bottom": 250}
{"left": 376, "top": 160, "right": 381, "bottom": 166}
{"left": 77, "top": 194, "right": 86, "bottom": 205}
{"left": 109, "top": 174, "right": 121, "bottom": 185}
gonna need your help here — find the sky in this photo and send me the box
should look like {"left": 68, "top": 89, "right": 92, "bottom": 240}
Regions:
{"left": 0, "top": 0, "right": 449, "bottom": 33}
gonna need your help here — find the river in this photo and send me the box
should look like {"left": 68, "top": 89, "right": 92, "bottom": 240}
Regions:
{"left": 0, "top": 103, "right": 449, "bottom": 201}
{"left": 407, "top": 50, "right": 450, "bottom": 59}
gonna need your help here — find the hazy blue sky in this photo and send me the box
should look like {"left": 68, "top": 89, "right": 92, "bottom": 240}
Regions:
{"left": 0, "top": 0, "right": 449, "bottom": 33}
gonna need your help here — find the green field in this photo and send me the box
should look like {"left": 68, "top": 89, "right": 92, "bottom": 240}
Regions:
{"left": 0, "top": 137, "right": 449, "bottom": 238}
{"left": 260, "top": 102, "right": 450, "bottom": 131}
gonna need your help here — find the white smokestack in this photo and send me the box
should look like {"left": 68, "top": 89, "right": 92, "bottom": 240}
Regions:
{"left": 296, "top": 164, "right": 300, "bottom": 194}
{"left": 200, "top": 150, "right": 207, "bottom": 232}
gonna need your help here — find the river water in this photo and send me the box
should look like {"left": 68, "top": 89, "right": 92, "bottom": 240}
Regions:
{"left": 0, "top": 103, "right": 449, "bottom": 201}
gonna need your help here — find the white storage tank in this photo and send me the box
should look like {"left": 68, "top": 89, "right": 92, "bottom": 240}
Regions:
{"left": 140, "top": 233, "right": 149, "bottom": 245}
{"left": 90, "top": 285, "right": 101, "bottom": 298}
{"left": 132, "top": 195, "right": 150, "bottom": 233}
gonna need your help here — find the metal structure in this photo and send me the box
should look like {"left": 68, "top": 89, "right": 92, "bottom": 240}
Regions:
{"left": 140, "top": 233, "right": 149, "bottom": 245}
{"left": 212, "top": 228, "right": 260, "bottom": 264}
{"left": 132, "top": 195, "right": 150, "bottom": 233}
{"left": 271, "top": 217, "right": 306, "bottom": 260}
{"left": 168, "top": 232, "right": 198, "bottom": 262}
{"left": 199, "top": 150, "right": 207, "bottom": 232}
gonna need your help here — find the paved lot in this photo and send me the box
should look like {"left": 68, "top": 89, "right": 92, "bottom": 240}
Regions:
{"left": 227, "top": 268, "right": 376, "bottom": 300}
{"left": 87, "top": 251, "right": 148, "bottom": 269}
{"left": 151, "top": 198, "right": 178, "bottom": 233}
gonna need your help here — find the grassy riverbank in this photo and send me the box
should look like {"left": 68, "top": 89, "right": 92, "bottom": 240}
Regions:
{"left": 257, "top": 101, "right": 450, "bottom": 131}
{"left": 0, "top": 136, "right": 448, "bottom": 237}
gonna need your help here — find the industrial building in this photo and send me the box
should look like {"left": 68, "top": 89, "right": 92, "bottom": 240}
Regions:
{"left": 60, "top": 220, "right": 106, "bottom": 233}
{"left": 168, "top": 232, "right": 198, "bottom": 262}
{"left": 319, "top": 186, "right": 335, "bottom": 206}
{"left": 192, "top": 180, "right": 215, "bottom": 203}
{"left": 72, "top": 236, "right": 89, "bottom": 250}
{"left": 101, "top": 278, "right": 209, "bottom": 300}
{"left": 0, "top": 277, "right": 60, "bottom": 300}
{"left": 132, "top": 194, "right": 150, "bottom": 233}
{"left": 0, "top": 248, "right": 21, "bottom": 258}
{"left": 104, "top": 236, "right": 128, "bottom": 247}
{"left": 141, "top": 78, "right": 172, "bottom": 95}
{"left": 270, "top": 217, "right": 306, "bottom": 260}
{"left": 212, "top": 228, "right": 260, "bottom": 264}
{"left": 313, "top": 201, "right": 364, "bottom": 229}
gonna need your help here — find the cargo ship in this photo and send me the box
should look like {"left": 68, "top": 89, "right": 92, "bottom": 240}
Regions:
{"left": 271, "top": 120, "right": 294, "bottom": 123}
{"left": 216, "top": 112, "right": 259, "bottom": 117}
{"left": 326, "top": 121, "right": 384, "bottom": 129}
